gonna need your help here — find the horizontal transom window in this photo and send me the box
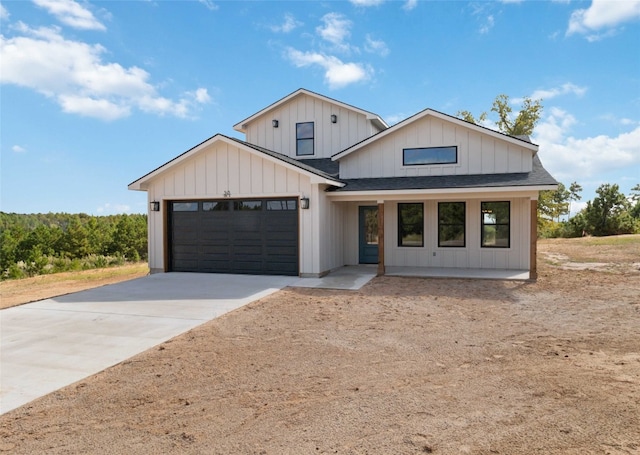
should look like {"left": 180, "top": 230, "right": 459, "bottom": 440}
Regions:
{"left": 403, "top": 146, "right": 457, "bottom": 166}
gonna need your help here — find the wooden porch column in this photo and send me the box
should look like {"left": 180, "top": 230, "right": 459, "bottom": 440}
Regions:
{"left": 530, "top": 199, "right": 538, "bottom": 280}
{"left": 377, "top": 201, "right": 385, "bottom": 276}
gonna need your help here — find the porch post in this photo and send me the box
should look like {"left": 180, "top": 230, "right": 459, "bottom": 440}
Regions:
{"left": 377, "top": 201, "right": 385, "bottom": 276}
{"left": 530, "top": 199, "right": 538, "bottom": 280}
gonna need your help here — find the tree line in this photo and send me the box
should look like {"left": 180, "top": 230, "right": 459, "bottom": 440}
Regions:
{"left": 0, "top": 212, "right": 147, "bottom": 280}
{"left": 538, "top": 183, "right": 640, "bottom": 238}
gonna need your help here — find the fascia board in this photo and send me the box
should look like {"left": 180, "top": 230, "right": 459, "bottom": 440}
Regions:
{"left": 233, "top": 88, "right": 387, "bottom": 133}
{"left": 326, "top": 185, "right": 557, "bottom": 200}
{"left": 128, "top": 134, "right": 343, "bottom": 191}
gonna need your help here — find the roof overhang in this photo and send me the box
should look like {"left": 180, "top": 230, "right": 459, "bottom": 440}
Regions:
{"left": 128, "top": 134, "right": 343, "bottom": 191}
{"left": 233, "top": 88, "right": 388, "bottom": 133}
{"left": 332, "top": 109, "right": 539, "bottom": 161}
{"left": 326, "top": 185, "right": 557, "bottom": 201}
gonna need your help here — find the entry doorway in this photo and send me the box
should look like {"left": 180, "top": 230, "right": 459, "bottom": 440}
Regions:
{"left": 358, "top": 206, "right": 379, "bottom": 264}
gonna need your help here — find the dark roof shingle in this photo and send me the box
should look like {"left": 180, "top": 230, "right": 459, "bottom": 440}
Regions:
{"left": 329, "top": 155, "right": 557, "bottom": 192}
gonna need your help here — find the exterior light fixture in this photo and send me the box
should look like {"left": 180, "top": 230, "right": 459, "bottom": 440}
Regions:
{"left": 150, "top": 201, "right": 160, "bottom": 212}
{"left": 330, "top": 114, "right": 337, "bottom": 123}
{"left": 300, "top": 197, "right": 310, "bottom": 210}
{"left": 272, "top": 119, "right": 279, "bottom": 128}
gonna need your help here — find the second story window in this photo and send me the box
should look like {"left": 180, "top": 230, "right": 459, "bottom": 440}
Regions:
{"left": 296, "top": 122, "right": 314, "bottom": 156}
{"left": 403, "top": 146, "right": 457, "bottom": 166}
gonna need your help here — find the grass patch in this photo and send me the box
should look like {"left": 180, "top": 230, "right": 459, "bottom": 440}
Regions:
{"left": 0, "top": 263, "right": 149, "bottom": 309}
{"left": 580, "top": 234, "right": 640, "bottom": 247}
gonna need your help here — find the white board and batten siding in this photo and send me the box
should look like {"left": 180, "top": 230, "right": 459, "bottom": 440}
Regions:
{"left": 244, "top": 93, "right": 382, "bottom": 159}
{"left": 339, "top": 115, "right": 533, "bottom": 179}
{"left": 383, "top": 197, "right": 531, "bottom": 270}
{"left": 144, "top": 140, "right": 314, "bottom": 274}
{"left": 338, "top": 196, "right": 532, "bottom": 271}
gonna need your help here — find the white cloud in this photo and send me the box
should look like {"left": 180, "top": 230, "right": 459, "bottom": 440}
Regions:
{"left": 403, "top": 0, "right": 418, "bottom": 11}
{"left": 59, "top": 94, "right": 131, "bottom": 120}
{"left": 0, "top": 24, "right": 211, "bottom": 120}
{"left": 190, "top": 88, "right": 211, "bottom": 104}
{"left": 513, "top": 83, "right": 587, "bottom": 103}
{"left": 534, "top": 108, "right": 640, "bottom": 183}
{"left": 286, "top": 48, "right": 372, "bottom": 89}
{"left": 364, "top": 34, "right": 389, "bottom": 56}
{"left": 270, "top": 13, "right": 302, "bottom": 33}
{"left": 317, "top": 12, "right": 352, "bottom": 50}
{"left": 1, "top": 4, "right": 9, "bottom": 20}
{"left": 33, "top": 0, "right": 105, "bottom": 31}
{"left": 350, "top": 0, "right": 385, "bottom": 6}
{"left": 479, "top": 15, "right": 495, "bottom": 34}
{"left": 12, "top": 145, "right": 26, "bottom": 153}
{"left": 567, "top": 0, "right": 640, "bottom": 39}
{"left": 197, "top": 0, "right": 218, "bottom": 11}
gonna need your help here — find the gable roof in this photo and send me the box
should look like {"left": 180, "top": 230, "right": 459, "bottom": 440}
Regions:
{"left": 329, "top": 155, "right": 557, "bottom": 194}
{"left": 232, "top": 88, "right": 388, "bottom": 133}
{"left": 331, "top": 108, "right": 539, "bottom": 161}
{"left": 128, "top": 134, "right": 343, "bottom": 191}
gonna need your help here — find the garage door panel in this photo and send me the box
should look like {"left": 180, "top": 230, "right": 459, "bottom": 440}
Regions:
{"left": 199, "top": 260, "right": 232, "bottom": 272}
{"left": 170, "top": 198, "right": 299, "bottom": 276}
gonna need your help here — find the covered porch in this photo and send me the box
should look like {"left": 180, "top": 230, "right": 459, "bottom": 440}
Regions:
{"left": 326, "top": 190, "right": 540, "bottom": 280}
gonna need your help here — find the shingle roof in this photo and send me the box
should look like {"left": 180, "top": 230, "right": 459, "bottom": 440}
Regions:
{"left": 225, "top": 137, "right": 341, "bottom": 183}
{"left": 328, "top": 155, "right": 558, "bottom": 192}
{"left": 298, "top": 158, "right": 340, "bottom": 177}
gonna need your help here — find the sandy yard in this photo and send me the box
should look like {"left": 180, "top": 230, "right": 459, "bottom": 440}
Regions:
{"left": 0, "top": 237, "right": 639, "bottom": 454}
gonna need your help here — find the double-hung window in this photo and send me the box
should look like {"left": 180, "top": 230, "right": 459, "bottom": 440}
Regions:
{"left": 438, "top": 202, "right": 465, "bottom": 247}
{"left": 296, "top": 122, "right": 314, "bottom": 156}
{"left": 481, "top": 201, "right": 510, "bottom": 248}
{"left": 398, "top": 203, "right": 424, "bottom": 247}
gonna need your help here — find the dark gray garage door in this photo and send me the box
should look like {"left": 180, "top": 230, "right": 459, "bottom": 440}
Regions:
{"left": 169, "top": 198, "right": 299, "bottom": 276}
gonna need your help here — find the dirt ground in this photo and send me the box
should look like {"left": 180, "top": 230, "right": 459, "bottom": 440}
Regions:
{"left": 1, "top": 237, "right": 639, "bottom": 454}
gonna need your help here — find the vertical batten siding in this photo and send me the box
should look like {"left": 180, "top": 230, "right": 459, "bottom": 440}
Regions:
{"left": 343, "top": 202, "right": 359, "bottom": 266}
{"left": 381, "top": 196, "right": 530, "bottom": 271}
{"left": 339, "top": 115, "right": 534, "bottom": 179}
{"left": 244, "top": 93, "right": 374, "bottom": 158}
{"left": 316, "top": 187, "right": 346, "bottom": 273}
{"left": 143, "top": 140, "right": 315, "bottom": 274}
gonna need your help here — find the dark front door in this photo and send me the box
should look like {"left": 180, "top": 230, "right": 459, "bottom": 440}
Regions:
{"left": 359, "top": 206, "right": 379, "bottom": 264}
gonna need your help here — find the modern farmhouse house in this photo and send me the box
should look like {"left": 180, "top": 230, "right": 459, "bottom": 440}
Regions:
{"left": 129, "top": 88, "right": 558, "bottom": 279}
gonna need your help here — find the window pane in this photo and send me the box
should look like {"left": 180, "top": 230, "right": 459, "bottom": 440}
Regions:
{"left": 297, "top": 122, "right": 314, "bottom": 156}
{"left": 297, "top": 138, "right": 314, "bottom": 156}
{"left": 482, "top": 202, "right": 510, "bottom": 224}
{"left": 398, "top": 203, "right": 423, "bottom": 247}
{"left": 438, "top": 202, "right": 465, "bottom": 247}
{"left": 172, "top": 202, "right": 198, "bottom": 211}
{"left": 403, "top": 147, "right": 457, "bottom": 165}
{"left": 481, "top": 201, "right": 510, "bottom": 248}
{"left": 203, "top": 201, "right": 229, "bottom": 211}
{"left": 234, "top": 201, "right": 263, "bottom": 211}
{"left": 296, "top": 122, "right": 314, "bottom": 139}
{"left": 266, "top": 200, "right": 297, "bottom": 211}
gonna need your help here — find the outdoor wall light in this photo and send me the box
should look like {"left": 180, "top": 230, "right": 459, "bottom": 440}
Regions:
{"left": 331, "top": 114, "right": 337, "bottom": 123}
{"left": 150, "top": 201, "right": 160, "bottom": 212}
{"left": 272, "top": 119, "right": 279, "bottom": 128}
{"left": 300, "top": 197, "right": 310, "bottom": 210}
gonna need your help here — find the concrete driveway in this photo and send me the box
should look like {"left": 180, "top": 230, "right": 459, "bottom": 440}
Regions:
{"left": 0, "top": 272, "right": 299, "bottom": 415}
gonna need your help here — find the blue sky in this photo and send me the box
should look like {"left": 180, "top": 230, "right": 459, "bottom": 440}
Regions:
{"left": 1, "top": 0, "right": 638, "bottom": 215}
